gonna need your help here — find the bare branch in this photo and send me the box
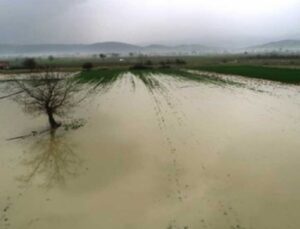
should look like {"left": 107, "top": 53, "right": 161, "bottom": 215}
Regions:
{"left": 10, "top": 70, "right": 84, "bottom": 129}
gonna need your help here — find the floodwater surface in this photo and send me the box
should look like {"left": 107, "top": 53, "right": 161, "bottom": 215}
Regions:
{"left": 0, "top": 72, "right": 300, "bottom": 229}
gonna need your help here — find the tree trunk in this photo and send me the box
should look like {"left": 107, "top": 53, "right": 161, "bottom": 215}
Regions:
{"left": 47, "top": 110, "right": 60, "bottom": 129}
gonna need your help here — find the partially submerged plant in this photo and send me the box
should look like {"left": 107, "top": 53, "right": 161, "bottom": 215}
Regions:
{"left": 12, "top": 71, "right": 82, "bottom": 130}
{"left": 63, "top": 119, "right": 86, "bottom": 131}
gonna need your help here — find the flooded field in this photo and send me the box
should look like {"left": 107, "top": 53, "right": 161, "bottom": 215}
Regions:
{"left": 1, "top": 71, "right": 300, "bottom": 229}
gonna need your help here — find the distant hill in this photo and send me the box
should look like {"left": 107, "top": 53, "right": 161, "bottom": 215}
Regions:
{"left": 0, "top": 42, "right": 222, "bottom": 56}
{"left": 0, "top": 42, "right": 141, "bottom": 56}
{"left": 1, "top": 40, "right": 300, "bottom": 57}
{"left": 87, "top": 42, "right": 141, "bottom": 53}
{"left": 145, "top": 44, "right": 222, "bottom": 54}
{"left": 246, "top": 40, "right": 300, "bottom": 52}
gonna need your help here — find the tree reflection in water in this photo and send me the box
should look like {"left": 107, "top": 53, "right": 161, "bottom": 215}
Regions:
{"left": 18, "top": 130, "right": 82, "bottom": 189}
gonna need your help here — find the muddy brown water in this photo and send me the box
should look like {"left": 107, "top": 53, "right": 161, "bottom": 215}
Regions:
{"left": 0, "top": 72, "right": 300, "bottom": 229}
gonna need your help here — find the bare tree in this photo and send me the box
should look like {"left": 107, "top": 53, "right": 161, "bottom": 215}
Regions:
{"left": 12, "top": 71, "right": 82, "bottom": 130}
{"left": 23, "top": 58, "right": 37, "bottom": 70}
{"left": 82, "top": 62, "right": 93, "bottom": 71}
{"left": 99, "top": 53, "right": 106, "bottom": 60}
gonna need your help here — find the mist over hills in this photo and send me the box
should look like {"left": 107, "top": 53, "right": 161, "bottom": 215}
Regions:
{"left": 0, "top": 42, "right": 224, "bottom": 56}
{"left": 0, "top": 40, "right": 300, "bottom": 57}
{"left": 246, "top": 40, "right": 300, "bottom": 52}
{"left": 0, "top": 42, "right": 140, "bottom": 56}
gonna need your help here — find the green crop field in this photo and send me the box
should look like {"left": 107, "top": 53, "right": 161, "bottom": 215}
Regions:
{"left": 194, "top": 65, "right": 300, "bottom": 84}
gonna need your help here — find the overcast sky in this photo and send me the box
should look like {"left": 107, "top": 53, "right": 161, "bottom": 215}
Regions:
{"left": 0, "top": 0, "right": 299, "bottom": 47}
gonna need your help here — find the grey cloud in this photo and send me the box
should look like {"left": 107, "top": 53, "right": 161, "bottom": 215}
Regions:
{"left": 0, "top": 0, "right": 299, "bottom": 47}
{"left": 0, "top": 0, "right": 86, "bottom": 44}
